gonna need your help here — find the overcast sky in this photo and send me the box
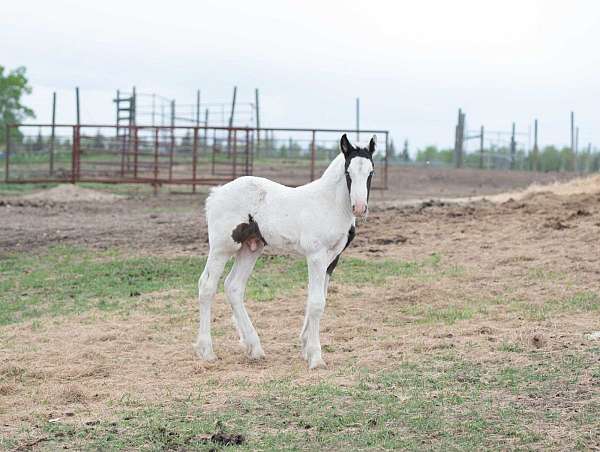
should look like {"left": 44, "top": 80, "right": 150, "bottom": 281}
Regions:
{"left": 2, "top": 0, "right": 599, "bottom": 153}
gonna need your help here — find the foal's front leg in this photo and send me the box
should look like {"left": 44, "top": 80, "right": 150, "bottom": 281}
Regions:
{"left": 300, "top": 253, "right": 329, "bottom": 369}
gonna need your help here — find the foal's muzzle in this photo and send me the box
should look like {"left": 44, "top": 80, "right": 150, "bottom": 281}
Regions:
{"left": 352, "top": 201, "right": 368, "bottom": 217}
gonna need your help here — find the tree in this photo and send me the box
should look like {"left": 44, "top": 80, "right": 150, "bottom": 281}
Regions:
{"left": 416, "top": 145, "right": 453, "bottom": 164}
{"left": 0, "top": 65, "right": 35, "bottom": 145}
{"left": 539, "top": 146, "right": 561, "bottom": 172}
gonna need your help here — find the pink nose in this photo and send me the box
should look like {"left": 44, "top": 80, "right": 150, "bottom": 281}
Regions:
{"left": 353, "top": 201, "right": 367, "bottom": 216}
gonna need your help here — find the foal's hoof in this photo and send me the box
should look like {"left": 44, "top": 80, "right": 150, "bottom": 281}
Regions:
{"left": 246, "top": 343, "right": 266, "bottom": 361}
{"left": 308, "top": 357, "right": 326, "bottom": 370}
{"left": 194, "top": 343, "right": 218, "bottom": 362}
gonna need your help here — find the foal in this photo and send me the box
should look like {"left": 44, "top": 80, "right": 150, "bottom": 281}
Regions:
{"left": 194, "top": 134, "right": 375, "bottom": 369}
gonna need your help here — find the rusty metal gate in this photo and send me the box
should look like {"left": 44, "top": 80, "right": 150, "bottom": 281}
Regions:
{"left": 2, "top": 124, "right": 389, "bottom": 190}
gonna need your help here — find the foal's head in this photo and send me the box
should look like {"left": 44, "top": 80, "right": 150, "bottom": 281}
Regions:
{"left": 340, "top": 133, "right": 376, "bottom": 217}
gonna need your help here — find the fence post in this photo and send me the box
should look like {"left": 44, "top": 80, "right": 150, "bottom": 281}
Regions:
{"left": 71, "top": 126, "right": 77, "bottom": 183}
{"left": 384, "top": 132, "right": 389, "bottom": 189}
{"left": 204, "top": 108, "right": 209, "bottom": 152}
{"left": 532, "top": 119, "right": 539, "bottom": 172}
{"left": 454, "top": 109, "right": 464, "bottom": 168}
{"left": 227, "top": 87, "right": 237, "bottom": 158}
{"left": 211, "top": 129, "right": 216, "bottom": 176}
{"left": 570, "top": 111, "right": 575, "bottom": 171}
{"left": 154, "top": 128, "right": 159, "bottom": 196}
{"left": 50, "top": 92, "right": 56, "bottom": 176}
{"left": 133, "top": 126, "right": 139, "bottom": 179}
{"left": 232, "top": 129, "right": 238, "bottom": 179}
{"left": 310, "top": 130, "right": 316, "bottom": 181}
{"left": 250, "top": 130, "right": 254, "bottom": 176}
{"left": 192, "top": 127, "right": 198, "bottom": 193}
{"left": 169, "top": 104, "right": 175, "bottom": 182}
{"left": 245, "top": 129, "right": 250, "bottom": 175}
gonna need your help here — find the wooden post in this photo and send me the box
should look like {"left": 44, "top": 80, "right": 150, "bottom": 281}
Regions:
{"left": 249, "top": 130, "right": 255, "bottom": 176}
{"left": 169, "top": 100, "right": 175, "bottom": 181}
{"left": 454, "top": 108, "right": 464, "bottom": 168}
{"left": 245, "top": 129, "right": 250, "bottom": 175}
{"left": 75, "top": 89, "right": 81, "bottom": 183}
{"left": 203, "top": 108, "right": 209, "bottom": 155}
{"left": 227, "top": 86, "right": 237, "bottom": 158}
{"left": 384, "top": 132, "right": 389, "bottom": 189}
{"left": 75, "top": 87, "right": 80, "bottom": 125}
{"left": 154, "top": 128, "right": 159, "bottom": 196}
{"left": 570, "top": 111, "right": 575, "bottom": 171}
{"left": 229, "top": 86, "right": 237, "bottom": 128}
{"left": 510, "top": 122, "right": 516, "bottom": 170}
{"left": 131, "top": 86, "right": 136, "bottom": 125}
{"left": 479, "top": 125, "right": 484, "bottom": 169}
{"left": 50, "top": 92, "right": 56, "bottom": 175}
{"left": 72, "top": 126, "right": 78, "bottom": 183}
{"left": 192, "top": 127, "right": 198, "bottom": 193}
{"left": 133, "top": 125, "right": 138, "bottom": 179}
{"left": 232, "top": 129, "right": 238, "bottom": 178}
{"left": 211, "top": 128, "right": 216, "bottom": 176}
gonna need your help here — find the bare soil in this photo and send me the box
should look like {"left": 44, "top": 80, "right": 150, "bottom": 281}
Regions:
{"left": 0, "top": 167, "right": 581, "bottom": 256}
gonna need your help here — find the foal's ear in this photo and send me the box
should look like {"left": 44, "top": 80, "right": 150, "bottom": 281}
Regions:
{"left": 368, "top": 135, "right": 377, "bottom": 155}
{"left": 340, "top": 133, "right": 353, "bottom": 156}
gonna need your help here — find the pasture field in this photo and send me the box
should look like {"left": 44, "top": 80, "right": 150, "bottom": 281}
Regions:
{"left": 1, "top": 167, "right": 599, "bottom": 450}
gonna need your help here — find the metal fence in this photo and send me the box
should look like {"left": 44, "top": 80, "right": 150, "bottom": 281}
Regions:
{"left": 2, "top": 125, "right": 389, "bottom": 190}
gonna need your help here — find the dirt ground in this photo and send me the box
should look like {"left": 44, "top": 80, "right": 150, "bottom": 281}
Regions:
{"left": 1, "top": 166, "right": 599, "bottom": 449}
{"left": 0, "top": 166, "right": 579, "bottom": 256}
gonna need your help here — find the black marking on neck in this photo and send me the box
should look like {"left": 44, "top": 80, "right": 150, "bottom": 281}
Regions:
{"left": 326, "top": 225, "right": 356, "bottom": 275}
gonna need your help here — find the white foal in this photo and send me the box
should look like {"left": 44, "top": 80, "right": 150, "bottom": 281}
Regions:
{"left": 194, "top": 134, "right": 376, "bottom": 369}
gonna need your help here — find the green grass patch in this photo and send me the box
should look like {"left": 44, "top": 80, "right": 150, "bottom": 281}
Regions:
{"left": 513, "top": 291, "right": 600, "bottom": 321}
{"left": 0, "top": 182, "right": 59, "bottom": 196}
{"left": 0, "top": 246, "right": 424, "bottom": 325}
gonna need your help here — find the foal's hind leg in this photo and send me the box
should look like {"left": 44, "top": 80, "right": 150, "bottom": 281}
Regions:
{"left": 224, "top": 244, "right": 265, "bottom": 360}
{"left": 194, "top": 249, "right": 229, "bottom": 361}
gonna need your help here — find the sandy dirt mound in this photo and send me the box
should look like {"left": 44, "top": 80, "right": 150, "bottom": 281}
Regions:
{"left": 373, "top": 173, "right": 600, "bottom": 210}
{"left": 22, "top": 184, "right": 124, "bottom": 203}
{"left": 486, "top": 173, "right": 600, "bottom": 203}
